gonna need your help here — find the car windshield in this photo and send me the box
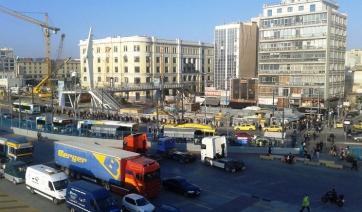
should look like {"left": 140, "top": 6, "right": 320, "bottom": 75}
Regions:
{"left": 180, "top": 179, "right": 192, "bottom": 187}
{"left": 15, "top": 147, "right": 33, "bottom": 155}
{"left": 14, "top": 164, "right": 27, "bottom": 173}
{"left": 53, "top": 179, "right": 68, "bottom": 190}
{"left": 97, "top": 196, "right": 117, "bottom": 210}
{"left": 144, "top": 169, "right": 160, "bottom": 182}
{"left": 136, "top": 197, "right": 149, "bottom": 206}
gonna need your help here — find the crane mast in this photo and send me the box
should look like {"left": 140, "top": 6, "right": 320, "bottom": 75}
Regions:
{"left": 0, "top": 6, "right": 60, "bottom": 89}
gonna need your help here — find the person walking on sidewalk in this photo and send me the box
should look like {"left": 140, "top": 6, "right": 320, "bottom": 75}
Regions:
{"left": 299, "top": 194, "right": 310, "bottom": 212}
{"left": 351, "top": 159, "right": 358, "bottom": 171}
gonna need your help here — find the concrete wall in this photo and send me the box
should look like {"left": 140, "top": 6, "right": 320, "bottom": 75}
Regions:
{"left": 0, "top": 125, "right": 299, "bottom": 155}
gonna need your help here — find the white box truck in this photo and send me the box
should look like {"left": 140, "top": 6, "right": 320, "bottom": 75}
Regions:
{"left": 25, "top": 164, "right": 69, "bottom": 204}
{"left": 201, "top": 136, "right": 246, "bottom": 173}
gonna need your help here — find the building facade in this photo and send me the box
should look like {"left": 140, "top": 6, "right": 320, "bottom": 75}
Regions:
{"left": 258, "top": 0, "right": 347, "bottom": 113}
{"left": 0, "top": 48, "right": 16, "bottom": 80}
{"left": 214, "top": 22, "right": 258, "bottom": 91}
{"left": 16, "top": 57, "right": 80, "bottom": 86}
{"left": 78, "top": 36, "right": 214, "bottom": 101}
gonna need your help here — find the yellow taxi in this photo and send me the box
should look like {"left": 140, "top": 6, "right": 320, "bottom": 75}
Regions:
{"left": 335, "top": 121, "right": 343, "bottom": 128}
{"left": 353, "top": 123, "right": 362, "bottom": 129}
{"left": 234, "top": 124, "right": 256, "bottom": 131}
{"left": 263, "top": 125, "right": 283, "bottom": 132}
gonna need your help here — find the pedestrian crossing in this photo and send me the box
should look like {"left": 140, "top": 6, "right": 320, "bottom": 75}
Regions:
{"left": 0, "top": 190, "right": 39, "bottom": 212}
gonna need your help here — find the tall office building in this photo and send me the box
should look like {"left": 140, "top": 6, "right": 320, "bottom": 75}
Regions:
{"left": 0, "top": 48, "right": 16, "bottom": 79}
{"left": 214, "top": 21, "right": 258, "bottom": 91}
{"left": 258, "top": 0, "right": 347, "bottom": 114}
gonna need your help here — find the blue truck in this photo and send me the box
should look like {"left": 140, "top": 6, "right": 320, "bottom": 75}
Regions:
{"left": 156, "top": 137, "right": 197, "bottom": 164}
{"left": 54, "top": 140, "right": 161, "bottom": 198}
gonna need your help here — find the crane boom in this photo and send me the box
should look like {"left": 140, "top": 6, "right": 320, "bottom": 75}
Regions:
{"left": 0, "top": 6, "right": 60, "bottom": 89}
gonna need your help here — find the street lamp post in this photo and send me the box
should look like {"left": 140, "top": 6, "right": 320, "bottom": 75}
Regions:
{"left": 226, "top": 112, "right": 230, "bottom": 138}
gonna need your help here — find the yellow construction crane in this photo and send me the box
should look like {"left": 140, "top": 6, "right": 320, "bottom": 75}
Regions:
{"left": 0, "top": 6, "right": 60, "bottom": 89}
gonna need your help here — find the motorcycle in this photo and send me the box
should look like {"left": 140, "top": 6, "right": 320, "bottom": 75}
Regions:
{"left": 321, "top": 191, "right": 344, "bottom": 207}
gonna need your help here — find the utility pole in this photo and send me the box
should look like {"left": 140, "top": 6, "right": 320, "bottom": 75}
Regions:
{"left": 204, "top": 72, "right": 207, "bottom": 124}
{"left": 282, "top": 96, "right": 285, "bottom": 148}
{"left": 272, "top": 88, "right": 275, "bottom": 117}
{"left": 101, "top": 88, "right": 104, "bottom": 113}
{"left": 181, "top": 89, "right": 184, "bottom": 120}
{"left": 18, "top": 78, "right": 21, "bottom": 128}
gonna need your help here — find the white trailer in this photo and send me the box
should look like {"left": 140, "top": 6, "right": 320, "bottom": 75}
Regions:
{"left": 201, "top": 136, "right": 246, "bottom": 173}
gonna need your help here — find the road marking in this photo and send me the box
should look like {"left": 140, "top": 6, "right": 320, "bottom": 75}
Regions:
{"left": 163, "top": 193, "right": 213, "bottom": 210}
{"left": 0, "top": 190, "right": 39, "bottom": 212}
{"left": 254, "top": 203, "right": 285, "bottom": 212}
{"left": 202, "top": 188, "right": 234, "bottom": 199}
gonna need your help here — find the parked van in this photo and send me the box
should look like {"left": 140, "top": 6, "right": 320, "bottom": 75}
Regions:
{"left": 0, "top": 161, "right": 27, "bottom": 184}
{"left": 25, "top": 164, "right": 68, "bottom": 204}
{"left": 66, "top": 180, "right": 120, "bottom": 212}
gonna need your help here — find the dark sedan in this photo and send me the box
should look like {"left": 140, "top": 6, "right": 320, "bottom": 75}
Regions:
{"left": 155, "top": 204, "right": 182, "bottom": 212}
{"left": 162, "top": 176, "right": 201, "bottom": 197}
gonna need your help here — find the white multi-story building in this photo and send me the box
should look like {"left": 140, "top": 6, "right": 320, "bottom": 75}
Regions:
{"left": 78, "top": 35, "right": 214, "bottom": 101}
{"left": 258, "top": 0, "right": 347, "bottom": 113}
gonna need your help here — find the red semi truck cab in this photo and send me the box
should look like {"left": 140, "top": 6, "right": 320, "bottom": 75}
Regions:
{"left": 123, "top": 133, "right": 148, "bottom": 153}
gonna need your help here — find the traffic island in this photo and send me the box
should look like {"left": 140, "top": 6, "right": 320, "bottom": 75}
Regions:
{"left": 259, "top": 155, "right": 275, "bottom": 160}
{"left": 318, "top": 159, "right": 335, "bottom": 165}
{"left": 304, "top": 160, "right": 320, "bottom": 166}
{"left": 326, "top": 163, "right": 343, "bottom": 169}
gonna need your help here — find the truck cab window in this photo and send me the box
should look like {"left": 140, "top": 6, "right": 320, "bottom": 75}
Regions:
{"left": 48, "top": 181, "right": 54, "bottom": 191}
{"left": 9, "top": 147, "right": 14, "bottom": 154}
{"left": 136, "top": 173, "right": 142, "bottom": 181}
{"left": 90, "top": 199, "right": 99, "bottom": 210}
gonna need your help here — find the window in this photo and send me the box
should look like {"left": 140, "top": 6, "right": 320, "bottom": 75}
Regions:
{"left": 97, "top": 77, "right": 101, "bottom": 82}
{"left": 97, "top": 67, "right": 101, "bottom": 72}
{"left": 165, "top": 57, "right": 168, "bottom": 63}
{"left": 146, "top": 77, "right": 151, "bottom": 83}
{"left": 173, "top": 57, "right": 176, "bottom": 63}
{"left": 173, "top": 67, "right": 176, "bottom": 73}
{"left": 135, "top": 77, "right": 141, "bottom": 83}
{"left": 114, "top": 77, "right": 119, "bottom": 82}
{"left": 134, "top": 45, "right": 140, "bottom": 51}
{"left": 298, "top": 6, "right": 304, "bottom": 11}
{"left": 135, "top": 67, "right": 140, "bottom": 73}
{"left": 310, "top": 4, "right": 316, "bottom": 12}
{"left": 97, "top": 58, "right": 101, "bottom": 63}
{"left": 146, "top": 46, "right": 151, "bottom": 52}
{"left": 173, "top": 77, "right": 176, "bottom": 82}
{"left": 165, "top": 67, "right": 168, "bottom": 73}
{"left": 287, "top": 7, "right": 293, "bottom": 12}
{"left": 156, "top": 57, "right": 160, "bottom": 63}
{"left": 267, "top": 10, "right": 272, "bottom": 17}
{"left": 115, "top": 66, "right": 118, "bottom": 72}
{"left": 277, "top": 8, "right": 282, "bottom": 13}
{"left": 83, "top": 76, "right": 87, "bottom": 81}
{"left": 124, "top": 56, "right": 128, "bottom": 62}
{"left": 124, "top": 67, "right": 128, "bottom": 73}
{"left": 96, "top": 47, "right": 100, "bottom": 53}
{"left": 156, "top": 67, "right": 160, "bottom": 73}
{"left": 83, "top": 59, "right": 86, "bottom": 63}
{"left": 83, "top": 67, "right": 87, "bottom": 72}
{"left": 125, "top": 77, "right": 128, "bottom": 83}
{"left": 115, "top": 57, "right": 118, "bottom": 63}
{"left": 134, "top": 57, "right": 140, "bottom": 62}
{"left": 272, "top": 77, "right": 276, "bottom": 82}
{"left": 262, "top": 77, "right": 266, "bottom": 82}
{"left": 124, "top": 46, "right": 128, "bottom": 51}
{"left": 146, "top": 66, "right": 150, "bottom": 73}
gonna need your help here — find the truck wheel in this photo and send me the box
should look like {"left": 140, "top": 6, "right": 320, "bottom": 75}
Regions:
{"left": 30, "top": 187, "right": 35, "bottom": 194}
{"left": 70, "top": 207, "right": 76, "bottom": 212}
{"left": 13, "top": 179, "right": 17, "bottom": 185}
{"left": 64, "top": 167, "right": 70, "bottom": 176}
{"left": 70, "top": 170, "right": 76, "bottom": 178}
{"left": 104, "top": 182, "right": 110, "bottom": 191}
{"left": 53, "top": 198, "right": 59, "bottom": 205}
{"left": 179, "top": 157, "right": 186, "bottom": 164}
{"left": 76, "top": 172, "right": 82, "bottom": 180}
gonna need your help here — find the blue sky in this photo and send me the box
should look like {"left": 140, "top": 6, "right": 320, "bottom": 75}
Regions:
{"left": 0, "top": 0, "right": 361, "bottom": 59}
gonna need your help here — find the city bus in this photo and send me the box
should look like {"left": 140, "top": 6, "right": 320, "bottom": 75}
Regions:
{"left": 77, "top": 120, "right": 139, "bottom": 136}
{"left": 12, "top": 101, "right": 40, "bottom": 114}
{"left": 36, "top": 116, "right": 72, "bottom": 132}
{"left": 162, "top": 123, "right": 217, "bottom": 143}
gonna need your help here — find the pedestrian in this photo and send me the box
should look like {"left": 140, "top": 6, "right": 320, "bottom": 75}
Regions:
{"left": 267, "top": 146, "right": 272, "bottom": 156}
{"left": 351, "top": 159, "right": 358, "bottom": 171}
{"left": 313, "top": 131, "right": 317, "bottom": 140}
{"left": 299, "top": 194, "right": 310, "bottom": 212}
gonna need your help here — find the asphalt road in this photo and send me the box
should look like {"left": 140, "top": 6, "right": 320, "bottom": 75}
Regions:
{"left": 0, "top": 131, "right": 361, "bottom": 212}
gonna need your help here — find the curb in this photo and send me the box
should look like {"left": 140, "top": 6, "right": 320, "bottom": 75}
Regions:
{"left": 260, "top": 155, "right": 275, "bottom": 160}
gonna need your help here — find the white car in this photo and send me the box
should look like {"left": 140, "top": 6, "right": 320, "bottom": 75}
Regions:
{"left": 343, "top": 119, "right": 352, "bottom": 125}
{"left": 122, "top": 193, "right": 155, "bottom": 212}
